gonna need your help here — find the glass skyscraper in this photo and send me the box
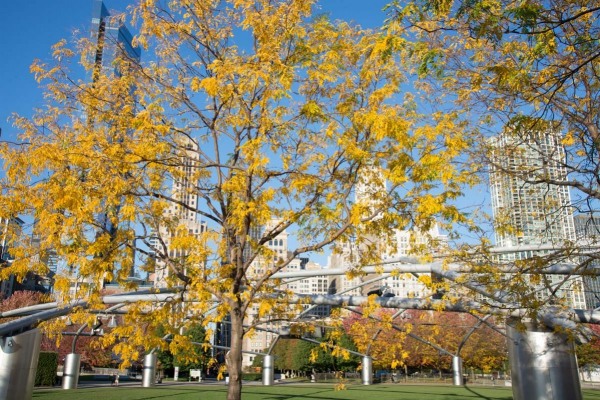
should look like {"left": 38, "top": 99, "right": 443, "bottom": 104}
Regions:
{"left": 91, "top": 0, "right": 141, "bottom": 281}
{"left": 91, "top": 0, "right": 141, "bottom": 78}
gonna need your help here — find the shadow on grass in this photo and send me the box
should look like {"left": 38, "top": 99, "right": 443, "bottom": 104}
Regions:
{"left": 464, "top": 385, "right": 512, "bottom": 400}
{"left": 347, "top": 385, "right": 512, "bottom": 400}
{"left": 34, "top": 389, "right": 202, "bottom": 400}
{"left": 33, "top": 384, "right": 515, "bottom": 400}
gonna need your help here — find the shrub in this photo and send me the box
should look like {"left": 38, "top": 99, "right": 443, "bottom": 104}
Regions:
{"left": 35, "top": 352, "right": 58, "bottom": 386}
{"left": 242, "top": 373, "right": 262, "bottom": 381}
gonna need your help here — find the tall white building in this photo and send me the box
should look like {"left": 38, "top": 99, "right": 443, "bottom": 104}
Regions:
{"left": 490, "top": 131, "right": 576, "bottom": 248}
{"left": 489, "top": 129, "right": 586, "bottom": 308}
{"left": 152, "top": 140, "right": 206, "bottom": 287}
{"left": 574, "top": 214, "right": 600, "bottom": 308}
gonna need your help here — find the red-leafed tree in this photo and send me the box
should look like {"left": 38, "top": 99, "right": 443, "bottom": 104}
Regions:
{"left": 40, "top": 329, "right": 115, "bottom": 370}
{"left": 577, "top": 325, "right": 600, "bottom": 369}
{"left": 344, "top": 308, "right": 508, "bottom": 374}
{"left": 0, "top": 290, "right": 50, "bottom": 314}
{"left": 343, "top": 307, "right": 410, "bottom": 370}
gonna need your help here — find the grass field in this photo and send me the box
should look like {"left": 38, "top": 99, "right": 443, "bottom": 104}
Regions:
{"left": 31, "top": 383, "right": 600, "bottom": 400}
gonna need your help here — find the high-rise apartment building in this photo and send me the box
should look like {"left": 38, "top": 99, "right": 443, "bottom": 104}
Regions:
{"left": 489, "top": 129, "right": 586, "bottom": 308}
{"left": 152, "top": 140, "right": 206, "bottom": 287}
{"left": 490, "top": 130, "right": 576, "bottom": 249}
{"left": 574, "top": 214, "right": 600, "bottom": 308}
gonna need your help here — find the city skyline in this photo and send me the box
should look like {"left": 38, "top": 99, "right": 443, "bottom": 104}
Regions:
{"left": 0, "top": 0, "right": 596, "bottom": 288}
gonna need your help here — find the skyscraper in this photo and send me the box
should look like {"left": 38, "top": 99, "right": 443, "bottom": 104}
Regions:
{"left": 91, "top": 0, "right": 141, "bottom": 79}
{"left": 574, "top": 214, "right": 600, "bottom": 308}
{"left": 152, "top": 140, "right": 206, "bottom": 287}
{"left": 489, "top": 130, "right": 576, "bottom": 249}
{"left": 92, "top": 0, "right": 141, "bottom": 281}
{"left": 489, "top": 129, "right": 585, "bottom": 308}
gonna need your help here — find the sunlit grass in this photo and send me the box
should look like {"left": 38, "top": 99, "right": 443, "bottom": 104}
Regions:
{"left": 33, "top": 382, "right": 600, "bottom": 400}
{"left": 34, "top": 383, "right": 512, "bottom": 400}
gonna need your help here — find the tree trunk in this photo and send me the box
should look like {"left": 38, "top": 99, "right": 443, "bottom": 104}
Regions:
{"left": 226, "top": 306, "right": 244, "bottom": 400}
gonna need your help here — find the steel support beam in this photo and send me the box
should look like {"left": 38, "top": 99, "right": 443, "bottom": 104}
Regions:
{"left": 452, "top": 356, "right": 463, "bottom": 386}
{"left": 361, "top": 356, "right": 373, "bottom": 385}
{"left": 262, "top": 355, "right": 274, "bottom": 386}
{"left": 62, "top": 353, "right": 81, "bottom": 389}
{"left": 507, "top": 318, "right": 582, "bottom": 400}
{"left": 0, "top": 329, "right": 41, "bottom": 400}
{"left": 141, "top": 353, "right": 157, "bottom": 387}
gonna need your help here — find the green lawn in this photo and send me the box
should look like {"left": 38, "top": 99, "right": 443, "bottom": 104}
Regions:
{"left": 32, "top": 384, "right": 600, "bottom": 400}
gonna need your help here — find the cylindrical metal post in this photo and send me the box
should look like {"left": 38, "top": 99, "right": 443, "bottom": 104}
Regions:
{"left": 507, "top": 318, "right": 582, "bottom": 400}
{"left": 0, "top": 329, "right": 42, "bottom": 400}
{"left": 262, "top": 355, "right": 274, "bottom": 386}
{"left": 141, "top": 353, "right": 157, "bottom": 387}
{"left": 361, "top": 356, "right": 373, "bottom": 385}
{"left": 62, "top": 353, "right": 81, "bottom": 389}
{"left": 452, "top": 356, "right": 463, "bottom": 386}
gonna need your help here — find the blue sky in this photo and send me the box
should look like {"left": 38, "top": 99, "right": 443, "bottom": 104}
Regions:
{"left": 1, "top": 0, "right": 95, "bottom": 138}
{"left": 0, "top": 0, "right": 390, "bottom": 139}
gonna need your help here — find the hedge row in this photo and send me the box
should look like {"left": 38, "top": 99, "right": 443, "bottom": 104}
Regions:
{"left": 35, "top": 352, "right": 58, "bottom": 386}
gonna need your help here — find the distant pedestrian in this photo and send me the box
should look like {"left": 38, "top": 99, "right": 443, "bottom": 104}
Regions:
{"left": 112, "top": 373, "right": 119, "bottom": 386}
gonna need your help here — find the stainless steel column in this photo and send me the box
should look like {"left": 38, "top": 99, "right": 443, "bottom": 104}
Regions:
{"left": 262, "top": 355, "right": 274, "bottom": 386}
{"left": 507, "top": 318, "right": 582, "bottom": 400}
{"left": 452, "top": 356, "right": 463, "bottom": 386}
{"left": 361, "top": 356, "right": 372, "bottom": 385}
{"left": 62, "top": 353, "right": 81, "bottom": 389}
{"left": 0, "top": 329, "right": 42, "bottom": 400}
{"left": 141, "top": 353, "right": 157, "bottom": 387}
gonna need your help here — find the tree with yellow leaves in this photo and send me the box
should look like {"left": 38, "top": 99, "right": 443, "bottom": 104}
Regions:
{"left": 0, "top": 1, "right": 475, "bottom": 399}
{"left": 389, "top": 0, "right": 600, "bottom": 313}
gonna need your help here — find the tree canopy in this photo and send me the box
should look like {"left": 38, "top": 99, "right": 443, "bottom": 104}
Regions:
{"left": 0, "top": 1, "right": 475, "bottom": 399}
{"left": 388, "top": 0, "right": 600, "bottom": 318}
